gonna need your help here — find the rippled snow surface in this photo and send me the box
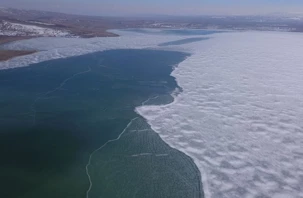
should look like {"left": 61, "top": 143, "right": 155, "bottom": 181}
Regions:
{"left": 136, "top": 32, "right": 303, "bottom": 198}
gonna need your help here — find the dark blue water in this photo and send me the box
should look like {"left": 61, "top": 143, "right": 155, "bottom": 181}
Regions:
{"left": 162, "top": 29, "right": 223, "bottom": 35}
{"left": 122, "top": 28, "right": 223, "bottom": 36}
{"left": 0, "top": 49, "right": 203, "bottom": 198}
{"left": 158, "top": 37, "right": 209, "bottom": 46}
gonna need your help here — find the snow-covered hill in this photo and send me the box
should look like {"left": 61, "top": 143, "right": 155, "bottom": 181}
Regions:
{"left": 0, "top": 20, "right": 71, "bottom": 37}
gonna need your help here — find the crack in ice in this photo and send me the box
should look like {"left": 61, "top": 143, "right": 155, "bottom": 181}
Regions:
{"left": 85, "top": 117, "right": 139, "bottom": 198}
{"left": 141, "top": 95, "right": 159, "bottom": 106}
{"left": 85, "top": 95, "right": 163, "bottom": 198}
{"left": 30, "top": 66, "right": 91, "bottom": 125}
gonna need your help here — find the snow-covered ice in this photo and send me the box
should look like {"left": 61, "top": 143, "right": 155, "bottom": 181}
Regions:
{"left": 136, "top": 31, "right": 303, "bottom": 198}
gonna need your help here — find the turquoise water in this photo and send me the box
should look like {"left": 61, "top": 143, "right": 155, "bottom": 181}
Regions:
{"left": 0, "top": 49, "right": 203, "bottom": 198}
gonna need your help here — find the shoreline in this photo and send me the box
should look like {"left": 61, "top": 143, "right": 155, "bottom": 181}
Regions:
{"left": 0, "top": 36, "right": 37, "bottom": 61}
{"left": 0, "top": 50, "right": 37, "bottom": 61}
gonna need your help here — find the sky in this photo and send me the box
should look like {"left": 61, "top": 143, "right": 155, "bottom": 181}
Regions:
{"left": 1, "top": 0, "right": 303, "bottom": 16}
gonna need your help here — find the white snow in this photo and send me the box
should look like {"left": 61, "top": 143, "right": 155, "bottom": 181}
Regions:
{"left": 1, "top": 29, "right": 303, "bottom": 198}
{"left": 0, "top": 20, "right": 70, "bottom": 37}
{"left": 29, "top": 21, "right": 55, "bottom": 26}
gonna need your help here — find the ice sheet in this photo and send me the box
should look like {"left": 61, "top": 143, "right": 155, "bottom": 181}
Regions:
{"left": 136, "top": 31, "right": 303, "bottom": 198}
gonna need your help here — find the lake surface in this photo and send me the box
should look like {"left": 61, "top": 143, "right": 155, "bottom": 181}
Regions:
{"left": 0, "top": 49, "right": 203, "bottom": 198}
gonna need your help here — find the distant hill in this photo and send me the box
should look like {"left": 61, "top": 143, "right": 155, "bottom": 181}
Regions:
{"left": 1, "top": 6, "right": 303, "bottom": 39}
